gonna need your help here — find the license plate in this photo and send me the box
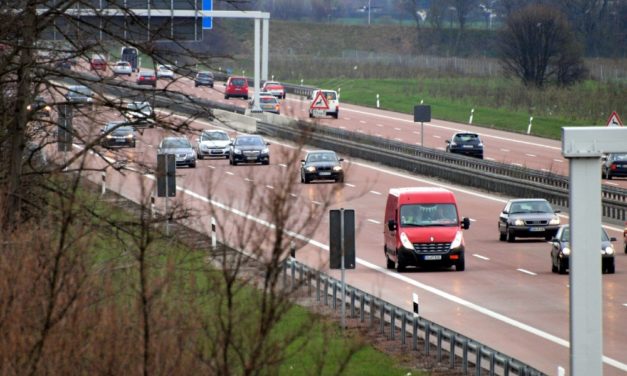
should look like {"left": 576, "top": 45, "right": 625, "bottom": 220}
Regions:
{"left": 529, "top": 227, "right": 544, "bottom": 232}
{"left": 424, "top": 255, "right": 442, "bottom": 261}
{"left": 312, "top": 109, "right": 326, "bottom": 117}
{"left": 116, "top": 139, "right": 125, "bottom": 142}
{"left": 247, "top": 156, "right": 257, "bottom": 160}
{"left": 463, "top": 145, "right": 474, "bottom": 148}
{"left": 319, "top": 172, "right": 331, "bottom": 176}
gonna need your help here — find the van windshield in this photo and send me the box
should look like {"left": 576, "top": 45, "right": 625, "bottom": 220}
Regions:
{"left": 400, "top": 204, "right": 458, "bottom": 227}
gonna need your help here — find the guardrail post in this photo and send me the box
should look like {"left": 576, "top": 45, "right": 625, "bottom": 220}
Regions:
{"left": 437, "top": 328, "right": 442, "bottom": 362}
{"left": 370, "top": 298, "right": 375, "bottom": 327}
{"left": 450, "top": 334, "right": 456, "bottom": 369}
{"left": 503, "top": 359, "right": 510, "bottom": 376}
{"left": 211, "top": 217, "right": 217, "bottom": 249}
{"left": 360, "top": 294, "right": 365, "bottom": 322}
{"left": 490, "top": 352, "right": 495, "bottom": 375}
{"left": 324, "top": 277, "right": 329, "bottom": 306}
{"left": 290, "top": 259, "right": 295, "bottom": 289}
{"left": 350, "top": 288, "right": 355, "bottom": 317}
{"left": 101, "top": 170, "right": 106, "bottom": 195}
{"left": 412, "top": 317, "right": 418, "bottom": 351}
{"left": 332, "top": 281, "right": 337, "bottom": 309}
{"left": 463, "top": 339, "right": 468, "bottom": 374}
{"left": 469, "top": 108, "right": 474, "bottom": 124}
{"left": 475, "top": 345, "right": 482, "bottom": 376}
{"left": 390, "top": 309, "right": 395, "bottom": 340}
{"left": 424, "top": 322, "right": 430, "bottom": 355}
{"left": 401, "top": 314, "right": 406, "bottom": 345}
{"left": 380, "top": 303, "right": 385, "bottom": 334}
{"left": 376, "top": 93, "right": 380, "bottom": 108}
{"left": 316, "top": 273, "right": 321, "bottom": 302}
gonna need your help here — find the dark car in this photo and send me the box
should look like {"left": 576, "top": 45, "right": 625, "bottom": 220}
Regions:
{"left": 136, "top": 70, "right": 157, "bottom": 87}
{"left": 550, "top": 225, "right": 616, "bottom": 274}
{"left": 300, "top": 150, "right": 344, "bottom": 183}
{"left": 27, "top": 96, "right": 51, "bottom": 117}
{"left": 65, "top": 85, "right": 94, "bottom": 105}
{"left": 602, "top": 153, "right": 627, "bottom": 180}
{"left": 445, "top": 132, "right": 484, "bottom": 159}
{"left": 498, "top": 199, "right": 560, "bottom": 242}
{"left": 100, "top": 121, "right": 136, "bottom": 148}
{"left": 224, "top": 76, "right": 249, "bottom": 100}
{"left": 194, "top": 71, "right": 214, "bottom": 88}
{"left": 157, "top": 137, "right": 196, "bottom": 168}
{"left": 229, "top": 134, "right": 269, "bottom": 166}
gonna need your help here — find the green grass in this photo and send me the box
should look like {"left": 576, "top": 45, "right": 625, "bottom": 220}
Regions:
{"left": 303, "top": 78, "right": 617, "bottom": 139}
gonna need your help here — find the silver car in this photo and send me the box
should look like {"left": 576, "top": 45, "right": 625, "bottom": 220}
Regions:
{"left": 157, "top": 137, "right": 196, "bottom": 168}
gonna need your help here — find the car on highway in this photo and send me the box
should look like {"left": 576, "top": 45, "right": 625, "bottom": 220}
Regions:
{"left": 384, "top": 187, "right": 470, "bottom": 272}
{"left": 194, "top": 71, "right": 214, "bottom": 87}
{"left": 445, "top": 132, "right": 484, "bottom": 159}
{"left": 196, "top": 129, "right": 231, "bottom": 159}
{"left": 27, "top": 96, "right": 51, "bottom": 117}
{"left": 308, "top": 89, "right": 339, "bottom": 119}
{"left": 120, "top": 46, "right": 139, "bottom": 72}
{"left": 601, "top": 153, "right": 627, "bottom": 180}
{"left": 229, "top": 134, "right": 270, "bottom": 166}
{"left": 157, "top": 137, "right": 196, "bottom": 168}
{"left": 224, "top": 76, "right": 249, "bottom": 100}
{"left": 100, "top": 121, "right": 136, "bottom": 148}
{"left": 112, "top": 61, "right": 133, "bottom": 76}
{"left": 261, "top": 81, "right": 286, "bottom": 99}
{"left": 300, "top": 150, "right": 344, "bottom": 183}
{"left": 65, "top": 85, "right": 94, "bottom": 105}
{"left": 550, "top": 225, "right": 616, "bottom": 274}
{"left": 136, "top": 70, "right": 157, "bottom": 87}
{"left": 250, "top": 95, "right": 281, "bottom": 114}
{"left": 156, "top": 64, "right": 175, "bottom": 79}
{"left": 123, "top": 101, "right": 154, "bottom": 127}
{"left": 498, "top": 199, "right": 561, "bottom": 242}
{"left": 90, "top": 53, "right": 107, "bottom": 71}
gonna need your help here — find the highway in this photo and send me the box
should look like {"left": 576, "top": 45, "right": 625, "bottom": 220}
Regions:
{"left": 45, "top": 68, "right": 627, "bottom": 375}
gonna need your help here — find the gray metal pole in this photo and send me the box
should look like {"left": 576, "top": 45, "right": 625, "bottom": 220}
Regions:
{"left": 341, "top": 208, "right": 345, "bottom": 332}
{"left": 421, "top": 122, "right": 424, "bottom": 147}
{"left": 262, "top": 18, "right": 269, "bottom": 81}
{"left": 569, "top": 157, "right": 603, "bottom": 376}
{"left": 252, "top": 17, "right": 261, "bottom": 112}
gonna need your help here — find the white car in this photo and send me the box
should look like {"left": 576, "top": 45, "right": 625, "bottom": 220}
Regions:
{"left": 111, "top": 61, "right": 132, "bottom": 76}
{"left": 308, "top": 89, "right": 339, "bottom": 119}
{"left": 196, "top": 129, "right": 231, "bottom": 159}
{"left": 156, "top": 64, "right": 175, "bottom": 79}
{"left": 123, "top": 101, "right": 154, "bottom": 127}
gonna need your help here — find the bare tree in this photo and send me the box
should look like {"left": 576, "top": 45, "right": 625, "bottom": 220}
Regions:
{"left": 428, "top": 0, "right": 448, "bottom": 31}
{"left": 450, "top": 0, "right": 479, "bottom": 31}
{"left": 498, "top": 4, "right": 587, "bottom": 87}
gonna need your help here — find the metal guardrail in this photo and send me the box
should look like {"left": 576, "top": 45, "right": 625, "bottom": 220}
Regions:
{"left": 283, "top": 258, "right": 545, "bottom": 376}
{"left": 257, "top": 120, "right": 627, "bottom": 225}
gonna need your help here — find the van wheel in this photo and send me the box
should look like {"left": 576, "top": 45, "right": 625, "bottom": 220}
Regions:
{"left": 499, "top": 231, "right": 506, "bottom": 241}
{"left": 225, "top": 95, "right": 229, "bottom": 99}
{"left": 456, "top": 257, "right": 465, "bottom": 271}
{"left": 551, "top": 261, "right": 557, "bottom": 273}
{"left": 507, "top": 228, "right": 516, "bottom": 242}
{"left": 386, "top": 253, "right": 395, "bottom": 270}
{"left": 332, "top": 111, "right": 339, "bottom": 119}
{"left": 605, "top": 261, "right": 615, "bottom": 274}
{"left": 396, "top": 259, "right": 405, "bottom": 273}
{"left": 309, "top": 112, "right": 313, "bottom": 118}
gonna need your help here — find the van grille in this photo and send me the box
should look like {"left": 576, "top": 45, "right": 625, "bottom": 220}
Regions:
{"left": 412, "top": 243, "right": 451, "bottom": 253}
{"left": 525, "top": 220, "right": 548, "bottom": 225}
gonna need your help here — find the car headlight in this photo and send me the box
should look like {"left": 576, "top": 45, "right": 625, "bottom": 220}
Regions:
{"left": 306, "top": 166, "right": 316, "bottom": 173}
{"left": 450, "top": 142, "right": 457, "bottom": 147}
{"left": 333, "top": 166, "right": 343, "bottom": 172}
{"left": 478, "top": 143, "right": 484, "bottom": 147}
{"left": 549, "top": 217, "right": 560, "bottom": 225}
{"left": 603, "top": 246, "right": 614, "bottom": 255}
{"left": 26, "top": 104, "right": 33, "bottom": 111}
{"left": 187, "top": 152, "right": 195, "bottom": 158}
{"left": 126, "top": 134, "right": 134, "bottom": 139}
{"left": 44, "top": 105, "right": 51, "bottom": 112}
{"left": 106, "top": 135, "right": 113, "bottom": 139}
{"left": 400, "top": 232, "right": 414, "bottom": 250}
{"left": 262, "top": 148, "right": 269, "bottom": 154}
{"left": 233, "top": 148, "right": 242, "bottom": 154}
{"left": 450, "top": 231, "right": 464, "bottom": 249}
{"left": 562, "top": 247, "right": 571, "bottom": 256}
{"left": 513, "top": 219, "right": 525, "bottom": 226}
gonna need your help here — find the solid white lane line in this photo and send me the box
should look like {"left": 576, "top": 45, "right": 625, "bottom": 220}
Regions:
{"left": 367, "top": 219, "right": 381, "bottom": 224}
{"left": 370, "top": 190, "right": 382, "bottom": 195}
{"left": 517, "top": 269, "right": 537, "bottom": 276}
{"left": 623, "top": 304, "right": 627, "bottom": 307}
{"left": 340, "top": 126, "right": 346, "bottom": 129}
{"left": 526, "top": 154, "right": 536, "bottom": 157}
{"left": 266, "top": 185, "right": 274, "bottom": 189}
{"left": 394, "top": 138, "right": 403, "bottom": 142}
{"left": 486, "top": 157, "right": 495, "bottom": 161}
{"left": 606, "top": 182, "right": 619, "bottom": 186}
{"left": 436, "top": 147, "right": 445, "bottom": 151}
{"left": 473, "top": 254, "right": 490, "bottom": 261}
{"left": 541, "top": 169, "right": 549, "bottom": 172}
{"left": 512, "top": 163, "right": 523, "bottom": 167}
{"left": 413, "top": 131, "right": 420, "bottom": 135}
{"left": 226, "top": 171, "right": 234, "bottom": 175}
{"left": 290, "top": 193, "right": 298, "bottom": 198}
{"left": 375, "top": 134, "right": 382, "bottom": 137}
{"left": 469, "top": 218, "right": 477, "bottom": 222}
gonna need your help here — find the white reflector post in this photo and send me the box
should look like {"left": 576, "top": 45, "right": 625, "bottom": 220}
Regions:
{"left": 412, "top": 293, "right": 419, "bottom": 318}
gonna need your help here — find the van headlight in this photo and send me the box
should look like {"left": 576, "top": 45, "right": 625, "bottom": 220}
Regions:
{"left": 603, "top": 246, "right": 614, "bottom": 255}
{"left": 233, "top": 148, "right": 242, "bottom": 155}
{"left": 262, "top": 148, "right": 269, "bottom": 154}
{"left": 549, "top": 217, "right": 560, "bottom": 225}
{"left": 306, "top": 166, "right": 316, "bottom": 173}
{"left": 333, "top": 165, "right": 343, "bottom": 172}
{"left": 562, "top": 247, "right": 571, "bottom": 256}
{"left": 450, "top": 231, "right": 464, "bottom": 249}
{"left": 513, "top": 219, "right": 525, "bottom": 226}
{"left": 400, "top": 232, "right": 414, "bottom": 250}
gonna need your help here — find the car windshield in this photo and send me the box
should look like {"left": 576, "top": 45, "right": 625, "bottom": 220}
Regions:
{"left": 230, "top": 78, "right": 246, "bottom": 86}
{"left": 112, "top": 126, "right": 133, "bottom": 136}
{"left": 198, "top": 72, "right": 212, "bottom": 78}
{"left": 509, "top": 200, "right": 553, "bottom": 214}
{"left": 201, "top": 132, "right": 229, "bottom": 141}
{"left": 69, "top": 86, "right": 91, "bottom": 96}
{"left": 162, "top": 138, "right": 191, "bottom": 148}
{"left": 400, "top": 204, "right": 458, "bottom": 227}
{"left": 307, "top": 152, "right": 337, "bottom": 163}
{"left": 323, "top": 91, "right": 336, "bottom": 100}
{"left": 235, "top": 136, "right": 264, "bottom": 146}
{"left": 127, "top": 102, "right": 151, "bottom": 113}
{"left": 454, "top": 133, "right": 479, "bottom": 143}
{"left": 116, "top": 62, "right": 129, "bottom": 67}
{"left": 560, "top": 227, "right": 609, "bottom": 242}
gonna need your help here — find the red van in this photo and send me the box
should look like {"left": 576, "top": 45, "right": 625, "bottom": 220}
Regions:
{"left": 383, "top": 187, "right": 470, "bottom": 272}
{"left": 224, "top": 76, "right": 249, "bottom": 100}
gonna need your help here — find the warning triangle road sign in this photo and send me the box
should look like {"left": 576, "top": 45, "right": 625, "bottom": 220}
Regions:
{"left": 310, "top": 91, "right": 330, "bottom": 110}
{"left": 606, "top": 111, "right": 623, "bottom": 127}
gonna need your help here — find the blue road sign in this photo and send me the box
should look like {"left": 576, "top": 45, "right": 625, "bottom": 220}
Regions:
{"left": 202, "top": 0, "right": 212, "bottom": 29}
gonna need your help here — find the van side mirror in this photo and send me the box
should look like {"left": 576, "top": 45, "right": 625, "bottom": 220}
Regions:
{"left": 461, "top": 217, "right": 470, "bottom": 230}
{"left": 387, "top": 220, "right": 397, "bottom": 231}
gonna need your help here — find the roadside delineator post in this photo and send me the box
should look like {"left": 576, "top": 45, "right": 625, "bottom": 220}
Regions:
{"left": 290, "top": 240, "right": 296, "bottom": 259}
{"left": 150, "top": 196, "right": 155, "bottom": 219}
{"left": 338, "top": 87, "right": 341, "bottom": 100}
{"left": 469, "top": 108, "right": 475, "bottom": 124}
{"left": 101, "top": 171, "right": 106, "bottom": 196}
{"left": 413, "top": 293, "right": 419, "bottom": 317}
{"left": 376, "top": 94, "right": 380, "bottom": 108}
{"left": 211, "top": 216, "right": 217, "bottom": 249}
{"left": 527, "top": 116, "right": 534, "bottom": 134}
{"left": 557, "top": 366, "right": 565, "bottom": 376}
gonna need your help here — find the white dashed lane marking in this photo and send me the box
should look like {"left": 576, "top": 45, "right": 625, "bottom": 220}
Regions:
{"left": 376, "top": 124, "right": 384, "bottom": 127}
{"left": 207, "top": 166, "right": 215, "bottom": 169}
{"left": 501, "top": 149, "right": 510, "bottom": 152}
{"left": 367, "top": 219, "right": 381, "bottom": 224}
{"left": 360, "top": 120, "right": 367, "bottom": 124}
{"left": 345, "top": 183, "right": 356, "bottom": 187}
{"left": 370, "top": 190, "right": 382, "bottom": 195}
{"left": 290, "top": 193, "right": 298, "bottom": 198}
{"left": 266, "top": 185, "right": 274, "bottom": 189}
{"left": 394, "top": 127, "right": 401, "bottom": 131}
{"left": 526, "top": 154, "right": 536, "bottom": 157}
{"left": 486, "top": 157, "right": 495, "bottom": 161}
{"left": 279, "top": 163, "right": 287, "bottom": 168}
{"left": 433, "top": 135, "right": 441, "bottom": 139}
{"left": 473, "top": 254, "right": 490, "bottom": 261}
{"left": 413, "top": 131, "right": 420, "bottom": 135}
{"left": 553, "top": 159, "right": 564, "bottom": 163}
{"left": 226, "top": 171, "right": 234, "bottom": 175}
{"left": 312, "top": 200, "right": 322, "bottom": 205}
{"left": 245, "top": 178, "right": 253, "bottom": 182}
{"left": 517, "top": 269, "right": 537, "bottom": 276}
